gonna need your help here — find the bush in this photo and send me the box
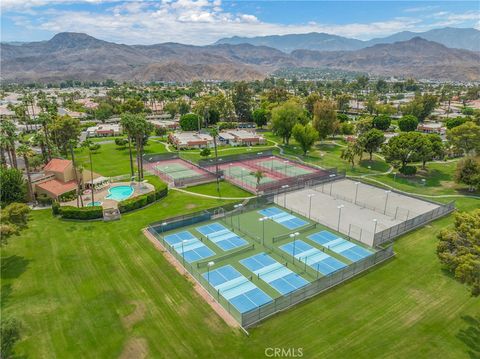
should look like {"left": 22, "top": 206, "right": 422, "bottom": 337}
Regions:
{"left": 115, "top": 138, "right": 128, "bottom": 147}
{"left": 52, "top": 201, "right": 61, "bottom": 215}
{"left": 37, "top": 195, "right": 53, "bottom": 206}
{"left": 118, "top": 194, "right": 149, "bottom": 213}
{"left": 398, "top": 115, "right": 419, "bottom": 132}
{"left": 2, "top": 203, "right": 30, "bottom": 226}
{"left": 58, "top": 206, "right": 103, "bottom": 220}
{"left": 0, "top": 167, "right": 26, "bottom": 205}
{"left": 340, "top": 122, "right": 355, "bottom": 135}
{"left": 118, "top": 185, "right": 168, "bottom": 213}
{"left": 154, "top": 127, "right": 167, "bottom": 136}
{"left": 373, "top": 115, "right": 391, "bottom": 131}
{"left": 179, "top": 113, "right": 200, "bottom": 131}
{"left": 337, "top": 113, "right": 350, "bottom": 123}
{"left": 218, "top": 121, "right": 238, "bottom": 130}
{"left": 445, "top": 116, "right": 467, "bottom": 130}
{"left": 0, "top": 223, "right": 18, "bottom": 244}
{"left": 399, "top": 165, "right": 417, "bottom": 176}
{"left": 1, "top": 317, "right": 20, "bottom": 359}
{"left": 58, "top": 189, "right": 77, "bottom": 202}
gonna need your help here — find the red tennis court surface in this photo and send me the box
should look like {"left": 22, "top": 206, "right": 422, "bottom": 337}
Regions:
{"left": 206, "top": 155, "right": 329, "bottom": 193}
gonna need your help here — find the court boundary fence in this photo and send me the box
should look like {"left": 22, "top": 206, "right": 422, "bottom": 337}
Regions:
{"left": 240, "top": 244, "right": 393, "bottom": 328}
{"left": 373, "top": 201, "right": 455, "bottom": 246}
{"left": 147, "top": 195, "right": 394, "bottom": 329}
{"left": 143, "top": 153, "right": 217, "bottom": 188}
{"left": 309, "top": 178, "right": 456, "bottom": 246}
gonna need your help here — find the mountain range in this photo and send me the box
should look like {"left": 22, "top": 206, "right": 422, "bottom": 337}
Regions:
{"left": 216, "top": 27, "right": 480, "bottom": 53}
{"left": 1, "top": 29, "right": 479, "bottom": 83}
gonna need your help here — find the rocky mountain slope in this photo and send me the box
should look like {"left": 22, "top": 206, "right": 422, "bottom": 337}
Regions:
{"left": 1, "top": 32, "right": 479, "bottom": 83}
{"left": 216, "top": 27, "right": 480, "bottom": 52}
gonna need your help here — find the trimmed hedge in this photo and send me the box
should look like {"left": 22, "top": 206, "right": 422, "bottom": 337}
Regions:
{"left": 56, "top": 205, "right": 103, "bottom": 220}
{"left": 118, "top": 186, "right": 168, "bottom": 213}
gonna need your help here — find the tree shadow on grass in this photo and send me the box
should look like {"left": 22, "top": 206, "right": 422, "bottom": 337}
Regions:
{"left": 457, "top": 315, "right": 480, "bottom": 359}
{"left": 1, "top": 255, "right": 30, "bottom": 280}
{"left": 1, "top": 255, "right": 30, "bottom": 307}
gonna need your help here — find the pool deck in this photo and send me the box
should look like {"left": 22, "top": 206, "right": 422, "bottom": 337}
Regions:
{"left": 61, "top": 181, "right": 155, "bottom": 209}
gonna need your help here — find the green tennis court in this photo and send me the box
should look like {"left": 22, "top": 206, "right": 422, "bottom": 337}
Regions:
{"left": 154, "top": 162, "right": 201, "bottom": 180}
{"left": 257, "top": 159, "right": 314, "bottom": 177}
{"left": 225, "top": 165, "right": 275, "bottom": 187}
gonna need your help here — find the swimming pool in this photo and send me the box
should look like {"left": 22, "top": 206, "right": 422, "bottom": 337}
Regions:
{"left": 86, "top": 201, "right": 102, "bottom": 207}
{"left": 106, "top": 185, "right": 134, "bottom": 201}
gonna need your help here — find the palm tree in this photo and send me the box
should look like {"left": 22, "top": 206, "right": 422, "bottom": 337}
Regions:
{"left": 17, "top": 144, "right": 35, "bottom": 202}
{"left": 209, "top": 127, "right": 220, "bottom": 192}
{"left": 68, "top": 139, "right": 82, "bottom": 207}
{"left": 251, "top": 170, "right": 265, "bottom": 188}
{"left": 120, "top": 113, "right": 136, "bottom": 179}
{"left": 37, "top": 112, "right": 53, "bottom": 161}
{"left": 0, "top": 119, "right": 18, "bottom": 168}
{"left": 81, "top": 139, "right": 96, "bottom": 205}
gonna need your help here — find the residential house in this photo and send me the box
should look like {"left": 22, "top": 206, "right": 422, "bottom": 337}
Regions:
{"left": 86, "top": 124, "right": 122, "bottom": 137}
{"left": 168, "top": 132, "right": 213, "bottom": 149}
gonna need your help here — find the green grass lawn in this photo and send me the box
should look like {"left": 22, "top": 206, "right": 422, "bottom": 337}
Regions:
{"left": 266, "top": 132, "right": 390, "bottom": 176}
{"left": 88, "top": 136, "right": 127, "bottom": 143}
{"left": 74, "top": 140, "right": 168, "bottom": 177}
{"left": 361, "top": 160, "right": 479, "bottom": 197}
{"left": 2, "top": 189, "right": 479, "bottom": 358}
{"left": 182, "top": 181, "right": 252, "bottom": 198}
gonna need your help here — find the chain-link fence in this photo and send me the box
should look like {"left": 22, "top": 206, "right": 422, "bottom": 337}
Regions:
{"left": 373, "top": 201, "right": 455, "bottom": 246}
{"left": 240, "top": 244, "right": 394, "bottom": 328}
{"left": 146, "top": 196, "right": 394, "bottom": 329}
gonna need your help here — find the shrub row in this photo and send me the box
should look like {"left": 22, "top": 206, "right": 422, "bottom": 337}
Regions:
{"left": 118, "top": 186, "right": 168, "bottom": 213}
{"left": 53, "top": 203, "right": 103, "bottom": 220}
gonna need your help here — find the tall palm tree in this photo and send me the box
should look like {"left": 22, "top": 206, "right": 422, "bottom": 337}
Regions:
{"left": 38, "top": 112, "right": 53, "bottom": 161}
{"left": 120, "top": 113, "right": 136, "bottom": 178}
{"left": 69, "top": 139, "right": 82, "bottom": 207}
{"left": 0, "top": 119, "right": 18, "bottom": 168}
{"left": 81, "top": 139, "right": 96, "bottom": 204}
{"left": 17, "top": 144, "right": 35, "bottom": 202}
{"left": 209, "top": 127, "right": 220, "bottom": 192}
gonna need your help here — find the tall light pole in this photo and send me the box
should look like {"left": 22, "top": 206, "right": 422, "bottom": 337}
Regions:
{"left": 393, "top": 172, "right": 397, "bottom": 182}
{"left": 308, "top": 194, "right": 315, "bottom": 219}
{"left": 283, "top": 160, "right": 289, "bottom": 176}
{"left": 290, "top": 232, "right": 300, "bottom": 261}
{"left": 281, "top": 184, "right": 289, "bottom": 207}
{"left": 384, "top": 190, "right": 391, "bottom": 214}
{"left": 181, "top": 239, "right": 188, "bottom": 266}
{"left": 160, "top": 221, "right": 167, "bottom": 235}
{"left": 373, "top": 219, "right": 378, "bottom": 234}
{"left": 234, "top": 203, "right": 243, "bottom": 229}
{"left": 259, "top": 217, "right": 268, "bottom": 245}
{"left": 337, "top": 204, "right": 344, "bottom": 231}
{"left": 354, "top": 182, "right": 360, "bottom": 204}
{"left": 207, "top": 261, "right": 215, "bottom": 283}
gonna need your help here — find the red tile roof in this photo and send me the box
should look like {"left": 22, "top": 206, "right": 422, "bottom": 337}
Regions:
{"left": 44, "top": 158, "right": 72, "bottom": 173}
{"left": 36, "top": 179, "right": 77, "bottom": 197}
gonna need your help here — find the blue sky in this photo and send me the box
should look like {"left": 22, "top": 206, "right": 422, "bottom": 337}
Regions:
{"left": 1, "top": 1, "right": 479, "bottom": 45}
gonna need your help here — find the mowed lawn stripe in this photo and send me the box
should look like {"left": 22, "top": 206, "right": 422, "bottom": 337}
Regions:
{"left": 1, "top": 193, "right": 479, "bottom": 358}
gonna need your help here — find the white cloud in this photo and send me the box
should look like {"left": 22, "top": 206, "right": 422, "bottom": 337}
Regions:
{"left": 428, "top": 10, "right": 480, "bottom": 27}
{"left": 403, "top": 5, "right": 439, "bottom": 13}
{"left": 2, "top": 1, "right": 479, "bottom": 45}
